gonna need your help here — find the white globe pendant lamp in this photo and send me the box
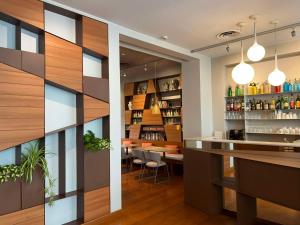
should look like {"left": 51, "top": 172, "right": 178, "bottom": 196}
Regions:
{"left": 232, "top": 41, "right": 255, "bottom": 85}
{"left": 268, "top": 21, "right": 286, "bottom": 86}
{"left": 247, "top": 15, "right": 265, "bottom": 62}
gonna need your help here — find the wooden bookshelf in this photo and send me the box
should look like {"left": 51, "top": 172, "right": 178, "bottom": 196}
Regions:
{"left": 124, "top": 75, "right": 183, "bottom": 143}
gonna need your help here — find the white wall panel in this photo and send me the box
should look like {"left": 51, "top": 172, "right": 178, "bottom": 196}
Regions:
{"left": 65, "top": 127, "right": 77, "bottom": 193}
{"left": 83, "top": 53, "right": 102, "bottom": 78}
{"left": 84, "top": 118, "right": 103, "bottom": 138}
{"left": 45, "top": 195, "right": 77, "bottom": 225}
{"left": 0, "top": 148, "right": 15, "bottom": 166}
{"left": 21, "top": 28, "right": 39, "bottom": 53}
{"left": 45, "top": 84, "right": 76, "bottom": 133}
{"left": 45, "top": 10, "right": 76, "bottom": 43}
{"left": 0, "top": 20, "right": 15, "bottom": 49}
{"left": 45, "top": 133, "right": 59, "bottom": 196}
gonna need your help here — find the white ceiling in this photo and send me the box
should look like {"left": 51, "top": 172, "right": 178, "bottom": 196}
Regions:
{"left": 54, "top": 0, "right": 300, "bottom": 57}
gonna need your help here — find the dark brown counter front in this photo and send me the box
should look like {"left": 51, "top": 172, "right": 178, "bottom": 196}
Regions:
{"left": 184, "top": 147, "right": 300, "bottom": 225}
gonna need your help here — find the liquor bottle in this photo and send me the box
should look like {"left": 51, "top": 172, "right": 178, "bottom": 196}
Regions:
{"left": 296, "top": 95, "right": 300, "bottom": 109}
{"left": 241, "top": 100, "right": 245, "bottom": 111}
{"left": 275, "top": 96, "right": 281, "bottom": 110}
{"left": 253, "top": 83, "right": 257, "bottom": 95}
{"left": 227, "top": 86, "right": 232, "bottom": 97}
{"left": 230, "top": 99, "right": 234, "bottom": 111}
{"left": 270, "top": 97, "right": 276, "bottom": 110}
{"left": 256, "top": 99, "right": 261, "bottom": 110}
{"left": 233, "top": 100, "right": 238, "bottom": 111}
{"left": 260, "top": 100, "right": 264, "bottom": 110}
{"left": 293, "top": 79, "right": 298, "bottom": 92}
{"left": 263, "top": 80, "right": 271, "bottom": 94}
{"left": 260, "top": 83, "right": 264, "bottom": 94}
{"left": 288, "top": 80, "right": 293, "bottom": 92}
{"left": 240, "top": 85, "right": 244, "bottom": 96}
{"left": 283, "top": 81, "right": 289, "bottom": 92}
{"left": 264, "top": 100, "right": 269, "bottom": 110}
{"left": 275, "top": 85, "right": 281, "bottom": 93}
{"left": 281, "top": 96, "right": 285, "bottom": 109}
{"left": 251, "top": 99, "right": 256, "bottom": 111}
{"left": 283, "top": 97, "right": 289, "bottom": 109}
{"left": 290, "top": 94, "right": 295, "bottom": 109}
{"left": 235, "top": 85, "right": 240, "bottom": 96}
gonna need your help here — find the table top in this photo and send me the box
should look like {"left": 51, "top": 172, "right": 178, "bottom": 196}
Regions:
{"left": 122, "top": 144, "right": 139, "bottom": 148}
{"left": 140, "top": 146, "right": 178, "bottom": 153}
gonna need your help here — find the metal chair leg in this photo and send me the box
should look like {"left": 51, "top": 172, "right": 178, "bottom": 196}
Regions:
{"left": 166, "top": 165, "right": 170, "bottom": 181}
{"left": 154, "top": 167, "right": 159, "bottom": 183}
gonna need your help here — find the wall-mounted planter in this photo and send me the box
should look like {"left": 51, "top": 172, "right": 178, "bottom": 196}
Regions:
{"left": 0, "top": 179, "right": 21, "bottom": 216}
{"left": 21, "top": 168, "right": 44, "bottom": 209}
{"left": 84, "top": 149, "right": 109, "bottom": 192}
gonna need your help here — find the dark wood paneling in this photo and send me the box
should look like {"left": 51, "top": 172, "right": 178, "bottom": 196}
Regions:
{"left": 0, "top": 63, "right": 44, "bottom": 151}
{"left": 82, "top": 17, "right": 108, "bottom": 57}
{"left": 164, "top": 125, "right": 182, "bottom": 142}
{"left": 76, "top": 124, "right": 84, "bottom": 221}
{"left": 84, "top": 95, "right": 109, "bottom": 123}
{"left": 124, "top": 83, "right": 134, "bottom": 96}
{"left": 0, "top": 180, "right": 21, "bottom": 216}
{"left": 58, "top": 130, "right": 66, "bottom": 195}
{"left": 102, "top": 116, "right": 110, "bottom": 139}
{"left": 0, "top": 47, "right": 21, "bottom": 69}
{"left": 0, "top": 0, "right": 44, "bottom": 29}
{"left": 83, "top": 77, "right": 109, "bottom": 102}
{"left": 237, "top": 158, "right": 300, "bottom": 211}
{"left": 236, "top": 192, "right": 257, "bottom": 225}
{"left": 45, "top": 33, "right": 83, "bottom": 93}
{"left": 84, "top": 187, "right": 110, "bottom": 222}
{"left": 21, "top": 169, "right": 44, "bottom": 209}
{"left": 84, "top": 150, "right": 110, "bottom": 192}
{"left": 184, "top": 149, "right": 223, "bottom": 214}
{"left": 21, "top": 51, "right": 44, "bottom": 78}
{"left": 142, "top": 109, "right": 163, "bottom": 125}
{"left": 0, "top": 204, "right": 44, "bottom": 225}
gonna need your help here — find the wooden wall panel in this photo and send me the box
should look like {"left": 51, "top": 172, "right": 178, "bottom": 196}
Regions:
{"left": 129, "top": 125, "right": 141, "bottom": 140}
{"left": 0, "top": 205, "right": 44, "bottom": 225}
{"left": 147, "top": 79, "right": 156, "bottom": 94}
{"left": 0, "top": 63, "right": 44, "bottom": 151}
{"left": 125, "top": 110, "right": 132, "bottom": 125}
{"left": 132, "top": 95, "right": 146, "bottom": 110}
{"left": 0, "top": 0, "right": 44, "bottom": 29}
{"left": 124, "top": 83, "right": 134, "bottom": 96}
{"left": 0, "top": 180, "right": 21, "bottom": 216}
{"left": 84, "top": 187, "right": 110, "bottom": 222}
{"left": 83, "top": 77, "right": 109, "bottom": 102}
{"left": 84, "top": 95, "right": 109, "bottom": 123}
{"left": 45, "top": 33, "right": 83, "bottom": 92}
{"left": 142, "top": 109, "right": 163, "bottom": 125}
{"left": 164, "top": 125, "right": 182, "bottom": 142}
{"left": 82, "top": 17, "right": 108, "bottom": 57}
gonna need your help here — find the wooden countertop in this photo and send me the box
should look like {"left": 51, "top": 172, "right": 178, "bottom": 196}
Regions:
{"left": 185, "top": 137, "right": 300, "bottom": 148}
{"left": 199, "top": 149, "right": 300, "bottom": 169}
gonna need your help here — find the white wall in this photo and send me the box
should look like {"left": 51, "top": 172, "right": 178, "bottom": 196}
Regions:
{"left": 21, "top": 28, "right": 39, "bottom": 53}
{"left": 45, "top": 10, "right": 76, "bottom": 43}
{"left": 83, "top": 53, "right": 102, "bottom": 78}
{"left": 45, "top": 84, "right": 77, "bottom": 133}
{"left": 0, "top": 20, "right": 15, "bottom": 49}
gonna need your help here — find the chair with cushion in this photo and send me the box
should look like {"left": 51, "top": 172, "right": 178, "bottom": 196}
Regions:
{"left": 141, "top": 142, "right": 153, "bottom": 148}
{"left": 123, "top": 140, "right": 133, "bottom": 155}
{"left": 131, "top": 149, "right": 146, "bottom": 179}
{"left": 144, "top": 151, "right": 169, "bottom": 183}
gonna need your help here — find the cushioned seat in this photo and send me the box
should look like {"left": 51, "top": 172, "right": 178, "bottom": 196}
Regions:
{"left": 133, "top": 158, "right": 144, "bottom": 164}
{"left": 166, "top": 153, "right": 183, "bottom": 161}
{"left": 146, "top": 161, "right": 167, "bottom": 168}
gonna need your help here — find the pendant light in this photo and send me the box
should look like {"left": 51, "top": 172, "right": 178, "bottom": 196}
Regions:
{"left": 232, "top": 40, "right": 255, "bottom": 84}
{"left": 247, "top": 15, "right": 266, "bottom": 62}
{"left": 268, "top": 21, "right": 286, "bottom": 86}
{"left": 152, "top": 62, "right": 160, "bottom": 114}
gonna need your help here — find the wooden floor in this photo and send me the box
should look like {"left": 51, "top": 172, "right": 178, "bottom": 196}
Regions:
{"left": 89, "top": 171, "right": 235, "bottom": 225}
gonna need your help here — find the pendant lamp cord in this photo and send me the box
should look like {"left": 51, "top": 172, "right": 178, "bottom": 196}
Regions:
{"left": 254, "top": 20, "right": 257, "bottom": 42}
{"left": 240, "top": 40, "right": 244, "bottom": 62}
{"left": 154, "top": 62, "right": 157, "bottom": 99}
{"left": 274, "top": 23, "right": 278, "bottom": 68}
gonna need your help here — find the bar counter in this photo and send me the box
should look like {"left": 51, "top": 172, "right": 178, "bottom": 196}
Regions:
{"left": 184, "top": 137, "right": 300, "bottom": 225}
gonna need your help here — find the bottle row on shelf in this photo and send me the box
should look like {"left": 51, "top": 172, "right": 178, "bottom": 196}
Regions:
{"left": 141, "top": 132, "right": 165, "bottom": 141}
{"left": 226, "top": 94, "right": 300, "bottom": 112}
{"left": 132, "top": 111, "right": 143, "bottom": 118}
{"left": 164, "top": 117, "right": 181, "bottom": 125}
{"left": 246, "top": 126, "right": 300, "bottom": 135}
{"left": 162, "top": 109, "right": 181, "bottom": 117}
{"left": 227, "top": 79, "right": 300, "bottom": 97}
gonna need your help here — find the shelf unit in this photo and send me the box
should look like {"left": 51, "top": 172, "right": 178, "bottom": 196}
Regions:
{"left": 124, "top": 75, "right": 182, "bottom": 143}
{"left": 225, "top": 90, "right": 300, "bottom": 142}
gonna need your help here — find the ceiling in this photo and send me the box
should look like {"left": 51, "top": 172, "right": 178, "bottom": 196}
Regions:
{"left": 120, "top": 47, "right": 161, "bottom": 69}
{"left": 54, "top": 0, "right": 300, "bottom": 57}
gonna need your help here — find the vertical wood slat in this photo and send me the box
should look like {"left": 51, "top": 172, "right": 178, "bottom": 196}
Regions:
{"left": 58, "top": 130, "right": 66, "bottom": 196}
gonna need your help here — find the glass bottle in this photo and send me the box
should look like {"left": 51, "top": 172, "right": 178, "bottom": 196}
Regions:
{"left": 235, "top": 85, "right": 240, "bottom": 97}
{"left": 288, "top": 80, "right": 293, "bottom": 92}
{"left": 296, "top": 95, "right": 300, "bottom": 109}
{"left": 283, "top": 81, "right": 289, "bottom": 92}
{"left": 227, "top": 86, "right": 232, "bottom": 97}
{"left": 290, "top": 94, "right": 295, "bottom": 109}
{"left": 283, "top": 97, "right": 289, "bottom": 109}
{"left": 264, "top": 100, "right": 269, "bottom": 110}
{"left": 271, "top": 97, "right": 276, "bottom": 110}
{"left": 275, "top": 96, "right": 281, "bottom": 110}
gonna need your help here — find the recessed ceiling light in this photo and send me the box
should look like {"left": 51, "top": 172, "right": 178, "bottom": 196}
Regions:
{"left": 121, "top": 73, "right": 127, "bottom": 77}
{"left": 121, "top": 52, "right": 126, "bottom": 56}
{"left": 161, "top": 35, "right": 168, "bottom": 40}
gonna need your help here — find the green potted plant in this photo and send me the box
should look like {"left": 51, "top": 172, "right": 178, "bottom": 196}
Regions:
{"left": 83, "top": 130, "right": 111, "bottom": 191}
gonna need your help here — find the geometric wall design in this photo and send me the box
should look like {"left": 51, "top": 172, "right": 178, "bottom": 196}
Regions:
{"left": 0, "top": 0, "right": 111, "bottom": 224}
{"left": 0, "top": 63, "right": 44, "bottom": 151}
